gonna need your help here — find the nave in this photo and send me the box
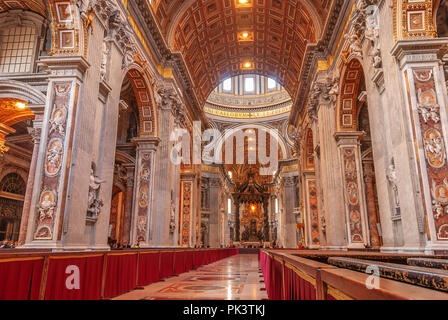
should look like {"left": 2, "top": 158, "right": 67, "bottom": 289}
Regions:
{"left": 115, "top": 254, "right": 267, "bottom": 300}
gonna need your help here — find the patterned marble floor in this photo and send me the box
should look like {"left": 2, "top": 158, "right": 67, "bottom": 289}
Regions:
{"left": 114, "top": 254, "right": 268, "bottom": 300}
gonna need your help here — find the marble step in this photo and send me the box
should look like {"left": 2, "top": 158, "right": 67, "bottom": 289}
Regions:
{"left": 407, "top": 258, "right": 448, "bottom": 270}
{"left": 328, "top": 257, "right": 448, "bottom": 292}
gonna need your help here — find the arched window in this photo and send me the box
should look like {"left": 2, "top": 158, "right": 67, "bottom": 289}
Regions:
{"left": 0, "top": 25, "right": 37, "bottom": 73}
{"left": 0, "top": 10, "right": 46, "bottom": 74}
{"left": 0, "top": 173, "right": 26, "bottom": 195}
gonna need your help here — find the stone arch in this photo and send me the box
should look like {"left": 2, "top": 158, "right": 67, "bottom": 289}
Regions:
{"left": 0, "top": 80, "right": 46, "bottom": 106}
{"left": 0, "top": 167, "right": 28, "bottom": 187}
{"left": 0, "top": 80, "right": 46, "bottom": 129}
{"left": 122, "top": 67, "right": 158, "bottom": 137}
{"left": 336, "top": 58, "right": 366, "bottom": 132}
{"left": 214, "top": 123, "right": 289, "bottom": 164}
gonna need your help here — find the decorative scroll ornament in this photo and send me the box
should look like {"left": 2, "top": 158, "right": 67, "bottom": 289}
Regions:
{"left": 49, "top": 106, "right": 67, "bottom": 135}
{"left": 156, "top": 86, "right": 186, "bottom": 126}
{"left": 417, "top": 88, "right": 441, "bottom": 124}
{"left": 345, "top": 34, "right": 363, "bottom": 58}
{"left": 0, "top": 141, "right": 9, "bottom": 156}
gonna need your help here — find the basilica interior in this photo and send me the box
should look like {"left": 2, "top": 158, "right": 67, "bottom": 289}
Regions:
{"left": 1, "top": 0, "right": 448, "bottom": 301}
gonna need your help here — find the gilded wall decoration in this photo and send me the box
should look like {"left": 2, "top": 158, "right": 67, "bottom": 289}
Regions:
{"left": 48, "top": 0, "right": 85, "bottom": 56}
{"left": 306, "top": 179, "right": 320, "bottom": 246}
{"left": 395, "top": 0, "right": 437, "bottom": 40}
{"left": 180, "top": 181, "right": 192, "bottom": 246}
{"left": 412, "top": 69, "right": 448, "bottom": 240}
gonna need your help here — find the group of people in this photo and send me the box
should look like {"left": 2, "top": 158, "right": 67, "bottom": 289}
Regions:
{"left": 108, "top": 238, "right": 142, "bottom": 250}
{"left": 0, "top": 240, "right": 17, "bottom": 248}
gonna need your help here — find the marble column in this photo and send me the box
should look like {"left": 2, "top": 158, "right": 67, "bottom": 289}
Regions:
{"left": 335, "top": 132, "right": 369, "bottom": 249}
{"left": 234, "top": 197, "right": 241, "bottom": 242}
{"left": 208, "top": 177, "right": 221, "bottom": 247}
{"left": 363, "top": 161, "right": 382, "bottom": 248}
{"left": 18, "top": 119, "right": 43, "bottom": 246}
{"left": 282, "top": 176, "right": 297, "bottom": 248}
{"left": 130, "top": 137, "right": 159, "bottom": 247}
{"left": 263, "top": 197, "right": 270, "bottom": 242}
{"left": 316, "top": 97, "right": 347, "bottom": 250}
{"left": 151, "top": 85, "right": 180, "bottom": 247}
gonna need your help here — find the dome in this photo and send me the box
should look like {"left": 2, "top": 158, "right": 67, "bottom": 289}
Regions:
{"left": 204, "top": 75, "right": 292, "bottom": 121}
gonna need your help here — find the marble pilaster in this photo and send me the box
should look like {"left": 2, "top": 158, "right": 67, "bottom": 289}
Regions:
{"left": 130, "top": 137, "right": 159, "bottom": 247}
{"left": 335, "top": 132, "right": 369, "bottom": 249}
{"left": 391, "top": 39, "right": 448, "bottom": 253}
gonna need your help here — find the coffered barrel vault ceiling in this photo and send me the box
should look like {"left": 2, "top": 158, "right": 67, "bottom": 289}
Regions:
{"left": 0, "top": 0, "right": 46, "bottom": 16}
{"left": 154, "top": 0, "right": 332, "bottom": 106}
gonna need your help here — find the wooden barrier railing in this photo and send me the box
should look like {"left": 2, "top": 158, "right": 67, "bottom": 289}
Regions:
{"left": 0, "top": 248, "right": 238, "bottom": 300}
{"left": 260, "top": 250, "right": 448, "bottom": 300}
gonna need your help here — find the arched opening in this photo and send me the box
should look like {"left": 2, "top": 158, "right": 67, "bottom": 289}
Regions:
{"left": 358, "top": 99, "right": 382, "bottom": 248}
{"left": 338, "top": 58, "right": 382, "bottom": 248}
{"left": 436, "top": 0, "right": 448, "bottom": 37}
{"left": 0, "top": 172, "right": 26, "bottom": 242}
{"left": 200, "top": 73, "right": 299, "bottom": 249}
{"left": 108, "top": 68, "right": 157, "bottom": 248}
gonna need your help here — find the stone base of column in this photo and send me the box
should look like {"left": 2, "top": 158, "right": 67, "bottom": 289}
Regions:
{"left": 88, "top": 245, "right": 111, "bottom": 251}
{"left": 20, "top": 241, "right": 60, "bottom": 250}
{"left": 380, "top": 246, "right": 428, "bottom": 254}
{"left": 347, "top": 243, "right": 366, "bottom": 250}
{"left": 423, "top": 243, "right": 448, "bottom": 254}
{"left": 322, "top": 245, "right": 348, "bottom": 251}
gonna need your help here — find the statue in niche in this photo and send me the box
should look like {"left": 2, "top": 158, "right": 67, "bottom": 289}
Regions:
{"left": 87, "top": 162, "right": 105, "bottom": 218}
{"left": 100, "top": 41, "right": 110, "bottom": 81}
{"left": 328, "top": 75, "right": 340, "bottom": 105}
{"left": 169, "top": 201, "right": 176, "bottom": 234}
{"left": 386, "top": 159, "right": 401, "bottom": 217}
